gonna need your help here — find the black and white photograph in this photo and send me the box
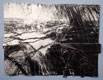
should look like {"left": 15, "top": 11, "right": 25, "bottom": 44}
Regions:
{"left": 3, "top": 3, "right": 100, "bottom": 77}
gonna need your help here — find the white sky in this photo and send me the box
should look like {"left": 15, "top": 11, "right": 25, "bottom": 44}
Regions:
{"left": 4, "top": 3, "right": 69, "bottom": 23}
